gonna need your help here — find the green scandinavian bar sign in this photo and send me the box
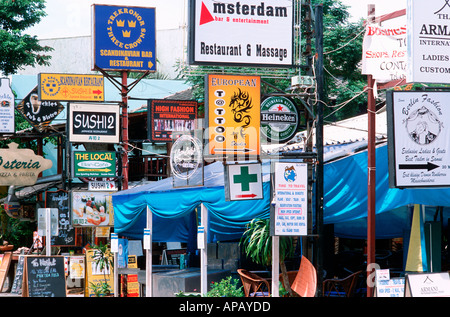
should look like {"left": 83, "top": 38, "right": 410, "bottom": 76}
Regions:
{"left": 73, "top": 151, "right": 116, "bottom": 178}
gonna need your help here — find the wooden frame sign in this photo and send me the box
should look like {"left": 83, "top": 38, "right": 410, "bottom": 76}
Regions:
{"left": 22, "top": 256, "right": 67, "bottom": 297}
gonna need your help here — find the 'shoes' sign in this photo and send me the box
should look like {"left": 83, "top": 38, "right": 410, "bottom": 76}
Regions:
{"left": 68, "top": 103, "right": 120, "bottom": 144}
{"left": 189, "top": 0, "right": 294, "bottom": 67}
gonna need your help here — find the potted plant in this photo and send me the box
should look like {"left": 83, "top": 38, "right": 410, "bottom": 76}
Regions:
{"left": 240, "top": 218, "right": 294, "bottom": 296}
{"left": 88, "top": 243, "right": 113, "bottom": 297}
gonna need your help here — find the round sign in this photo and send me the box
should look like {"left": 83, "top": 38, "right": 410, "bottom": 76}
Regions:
{"left": 260, "top": 96, "right": 299, "bottom": 143}
{"left": 170, "top": 135, "right": 203, "bottom": 180}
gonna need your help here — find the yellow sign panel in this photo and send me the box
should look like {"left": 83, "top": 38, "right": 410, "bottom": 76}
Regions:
{"left": 38, "top": 73, "right": 105, "bottom": 101}
{"left": 207, "top": 74, "right": 260, "bottom": 156}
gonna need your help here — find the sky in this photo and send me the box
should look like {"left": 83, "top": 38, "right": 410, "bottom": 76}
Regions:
{"left": 27, "top": 0, "right": 407, "bottom": 39}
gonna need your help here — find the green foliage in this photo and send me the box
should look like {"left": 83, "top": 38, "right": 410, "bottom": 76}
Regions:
{"left": 240, "top": 218, "right": 293, "bottom": 266}
{"left": 206, "top": 276, "right": 244, "bottom": 297}
{"left": 0, "top": 0, "right": 53, "bottom": 75}
{"left": 88, "top": 243, "right": 113, "bottom": 297}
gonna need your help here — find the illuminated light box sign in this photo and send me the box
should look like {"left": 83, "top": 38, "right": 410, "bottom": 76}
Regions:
{"left": 189, "top": 0, "right": 294, "bottom": 67}
{"left": 68, "top": 103, "right": 120, "bottom": 144}
{"left": 147, "top": 99, "right": 198, "bottom": 142}
{"left": 92, "top": 4, "right": 156, "bottom": 72}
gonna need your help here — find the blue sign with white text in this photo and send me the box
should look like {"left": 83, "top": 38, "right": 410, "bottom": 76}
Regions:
{"left": 93, "top": 5, "right": 156, "bottom": 72}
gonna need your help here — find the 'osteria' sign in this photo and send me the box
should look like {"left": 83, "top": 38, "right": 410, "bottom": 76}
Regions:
{"left": 0, "top": 142, "right": 52, "bottom": 185}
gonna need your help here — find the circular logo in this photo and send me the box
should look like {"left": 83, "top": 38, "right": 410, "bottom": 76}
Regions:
{"left": 260, "top": 96, "right": 299, "bottom": 143}
{"left": 42, "top": 76, "right": 61, "bottom": 97}
{"left": 107, "top": 8, "right": 147, "bottom": 50}
{"left": 405, "top": 106, "right": 442, "bottom": 145}
{"left": 170, "top": 135, "right": 203, "bottom": 180}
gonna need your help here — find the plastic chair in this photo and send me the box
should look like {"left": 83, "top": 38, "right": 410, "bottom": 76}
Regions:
{"left": 237, "top": 269, "right": 271, "bottom": 297}
{"left": 279, "top": 256, "right": 317, "bottom": 297}
{"left": 323, "top": 270, "right": 363, "bottom": 297}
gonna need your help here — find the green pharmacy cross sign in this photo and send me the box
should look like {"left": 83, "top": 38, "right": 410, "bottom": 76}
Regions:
{"left": 226, "top": 163, "right": 263, "bottom": 201}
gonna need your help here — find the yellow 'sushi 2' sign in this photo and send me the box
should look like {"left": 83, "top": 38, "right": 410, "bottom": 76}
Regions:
{"left": 93, "top": 5, "right": 156, "bottom": 72}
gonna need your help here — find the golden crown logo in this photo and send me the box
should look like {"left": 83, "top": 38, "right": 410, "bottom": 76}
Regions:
{"left": 116, "top": 20, "right": 125, "bottom": 27}
{"left": 122, "top": 30, "right": 131, "bottom": 38}
{"left": 127, "top": 20, "right": 136, "bottom": 28}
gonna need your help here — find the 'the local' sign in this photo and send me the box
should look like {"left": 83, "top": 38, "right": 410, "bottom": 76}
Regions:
{"left": 73, "top": 151, "right": 116, "bottom": 178}
{"left": 387, "top": 91, "right": 450, "bottom": 188}
{"left": 92, "top": 5, "right": 156, "bottom": 72}
{"left": 225, "top": 163, "right": 263, "bottom": 201}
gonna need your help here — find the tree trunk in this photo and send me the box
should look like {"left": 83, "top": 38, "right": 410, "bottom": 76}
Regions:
{"left": 280, "top": 260, "right": 294, "bottom": 297}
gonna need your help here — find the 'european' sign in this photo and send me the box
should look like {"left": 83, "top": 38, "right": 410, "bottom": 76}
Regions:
{"left": 92, "top": 5, "right": 156, "bottom": 72}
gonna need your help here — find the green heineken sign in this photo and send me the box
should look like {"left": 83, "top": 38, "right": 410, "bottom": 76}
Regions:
{"left": 260, "top": 96, "right": 299, "bottom": 143}
{"left": 73, "top": 151, "right": 116, "bottom": 178}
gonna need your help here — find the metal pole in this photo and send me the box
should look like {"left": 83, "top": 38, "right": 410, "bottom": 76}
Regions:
{"left": 271, "top": 236, "right": 280, "bottom": 297}
{"left": 45, "top": 208, "right": 51, "bottom": 256}
{"left": 200, "top": 203, "right": 208, "bottom": 296}
{"left": 367, "top": 4, "right": 376, "bottom": 298}
{"left": 314, "top": 3, "right": 324, "bottom": 295}
{"left": 121, "top": 71, "right": 129, "bottom": 190}
{"left": 146, "top": 206, "right": 153, "bottom": 297}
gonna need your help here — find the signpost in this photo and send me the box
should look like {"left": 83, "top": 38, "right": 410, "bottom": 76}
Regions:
{"left": 387, "top": 91, "right": 450, "bottom": 188}
{"left": 225, "top": 163, "right": 263, "bottom": 201}
{"left": 206, "top": 74, "right": 261, "bottom": 157}
{"left": 38, "top": 73, "right": 105, "bottom": 101}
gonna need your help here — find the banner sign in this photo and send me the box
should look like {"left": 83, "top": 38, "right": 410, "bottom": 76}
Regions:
{"left": 272, "top": 162, "right": 308, "bottom": 236}
{"left": 68, "top": 103, "right": 120, "bottom": 144}
{"left": 0, "top": 78, "right": 15, "bottom": 134}
{"left": 148, "top": 99, "right": 197, "bottom": 142}
{"left": 387, "top": 91, "right": 450, "bottom": 188}
{"left": 71, "top": 190, "right": 114, "bottom": 227}
{"left": 92, "top": 4, "right": 156, "bottom": 72}
{"left": 362, "top": 22, "right": 407, "bottom": 83}
{"left": 17, "top": 86, "right": 64, "bottom": 132}
{"left": 38, "top": 73, "right": 104, "bottom": 102}
{"left": 73, "top": 151, "right": 116, "bottom": 178}
{"left": 189, "top": 0, "right": 294, "bottom": 67}
{"left": 206, "top": 74, "right": 261, "bottom": 156}
{"left": 407, "top": 0, "right": 450, "bottom": 84}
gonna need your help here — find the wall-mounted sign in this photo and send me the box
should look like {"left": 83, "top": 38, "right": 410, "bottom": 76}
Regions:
{"left": 189, "top": 0, "right": 294, "bottom": 67}
{"left": 170, "top": 132, "right": 204, "bottom": 188}
{"left": 68, "top": 103, "right": 120, "bottom": 144}
{"left": 38, "top": 73, "right": 104, "bottom": 102}
{"left": 71, "top": 190, "right": 114, "bottom": 227}
{"left": 225, "top": 163, "right": 263, "bottom": 201}
{"left": 407, "top": 0, "right": 450, "bottom": 84}
{"left": 404, "top": 272, "right": 450, "bottom": 297}
{"left": 0, "top": 78, "right": 15, "bottom": 134}
{"left": 362, "top": 21, "right": 407, "bottom": 83}
{"left": 387, "top": 91, "right": 450, "bottom": 188}
{"left": 0, "top": 142, "right": 52, "bottom": 186}
{"left": 17, "top": 86, "right": 64, "bottom": 132}
{"left": 92, "top": 4, "right": 156, "bottom": 72}
{"left": 206, "top": 74, "right": 261, "bottom": 156}
{"left": 147, "top": 99, "right": 197, "bottom": 142}
{"left": 260, "top": 96, "right": 299, "bottom": 143}
{"left": 73, "top": 151, "right": 116, "bottom": 178}
{"left": 272, "top": 162, "right": 308, "bottom": 236}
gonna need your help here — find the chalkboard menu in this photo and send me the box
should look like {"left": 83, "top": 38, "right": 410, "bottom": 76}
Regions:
{"left": 25, "top": 256, "right": 66, "bottom": 297}
{"left": 45, "top": 190, "right": 75, "bottom": 246}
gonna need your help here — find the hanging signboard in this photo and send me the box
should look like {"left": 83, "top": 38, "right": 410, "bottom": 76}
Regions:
{"left": 272, "top": 162, "right": 308, "bottom": 236}
{"left": 92, "top": 4, "right": 156, "bottom": 72}
{"left": 68, "top": 103, "right": 120, "bottom": 144}
{"left": 0, "top": 78, "right": 15, "bottom": 134}
{"left": 225, "top": 163, "right": 263, "bottom": 201}
{"left": 407, "top": 0, "right": 450, "bottom": 84}
{"left": 73, "top": 151, "right": 116, "bottom": 178}
{"left": 71, "top": 191, "right": 114, "bottom": 227}
{"left": 361, "top": 21, "right": 407, "bottom": 83}
{"left": 45, "top": 190, "right": 75, "bottom": 247}
{"left": 147, "top": 99, "right": 198, "bottom": 142}
{"left": 0, "top": 142, "right": 52, "bottom": 186}
{"left": 260, "top": 96, "right": 299, "bottom": 143}
{"left": 404, "top": 272, "right": 450, "bottom": 297}
{"left": 189, "top": 0, "right": 294, "bottom": 67}
{"left": 38, "top": 73, "right": 104, "bottom": 102}
{"left": 387, "top": 91, "right": 450, "bottom": 188}
{"left": 170, "top": 131, "right": 204, "bottom": 188}
{"left": 16, "top": 86, "right": 64, "bottom": 132}
{"left": 206, "top": 74, "right": 261, "bottom": 157}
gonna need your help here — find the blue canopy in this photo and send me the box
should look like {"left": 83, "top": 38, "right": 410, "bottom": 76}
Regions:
{"left": 112, "top": 143, "right": 450, "bottom": 241}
